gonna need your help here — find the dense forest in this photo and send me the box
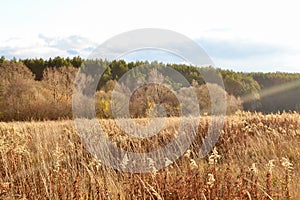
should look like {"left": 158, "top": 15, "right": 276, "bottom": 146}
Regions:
{"left": 0, "top": 56, "right": 299, "bottom": 121}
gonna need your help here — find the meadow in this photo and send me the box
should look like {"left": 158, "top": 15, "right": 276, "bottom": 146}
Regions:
{"left": 0, "top": 111, "right": 299, "bottom": 199}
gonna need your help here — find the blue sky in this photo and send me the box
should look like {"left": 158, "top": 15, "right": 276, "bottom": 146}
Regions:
{"left": 1, "top": 0, "right": 300, "bottom": 72}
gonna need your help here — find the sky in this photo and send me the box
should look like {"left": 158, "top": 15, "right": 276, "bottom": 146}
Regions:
{"left": 1, "top": 0, "right": 300, "bottom": 72}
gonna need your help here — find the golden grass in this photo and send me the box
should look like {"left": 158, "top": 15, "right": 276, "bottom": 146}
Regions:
{"left": 0, "top": 111, "right": 299, "bottom": 199}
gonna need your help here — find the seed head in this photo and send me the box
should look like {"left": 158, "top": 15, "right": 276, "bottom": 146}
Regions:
{"left": 249, "top": 163, "right": 258, "bottom": 174}
{"left": 266, "top": 159, "right": 275, "bottom": 172}
{"left": 190, "top": 159, "right": 198, "bottom": 169}
{"left": 207, "top": 173, "right": 215, "bottom": 187}
{"left": 281, "top": 157, "right": 293, "bottom": 171}
{"left": 209, "top": 147, "right": 221, "bottom": 165}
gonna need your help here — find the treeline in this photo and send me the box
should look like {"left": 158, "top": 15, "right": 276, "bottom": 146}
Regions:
{"left": 17, "top": 57, "right": 300, "bottom": 113}
{"left": 0, "top": 56, "right": 300, "bottom": 121}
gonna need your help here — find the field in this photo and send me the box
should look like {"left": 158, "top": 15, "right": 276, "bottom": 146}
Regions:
{"left": 0, "top": 111, "right": 299, "bottom": 199}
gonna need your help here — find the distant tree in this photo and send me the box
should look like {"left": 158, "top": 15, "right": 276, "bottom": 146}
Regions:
{"left": 0, "top": 56, "right": 5, "bottom": 64}
{"left": 42, "top": 66, "right": 77, "bottom": 103}
{"left": 0, "top": 79, "right": 3, "bottom": 118}
{"left": 95, "top": 90, "right": 112, "bottom": 118}
{"left": 129, "top": 83, "right": 180, "bottom": 118}
{"left": 48, "top": 56, "right": 72, "bottom": 68}
{"left": 220, "top": 70, "right": 261, "bottom": 111}
{"left": 0, "top": 62, "right": 38, "bottom": 120}
{"left": 102, "top": 80, "right": 116, "bottom": 93}
{"left": 191, "top": 83, "right": 242, "bottom": 115}
{"left": 22, "top": 58, "right": 47, "bottom": 80}
{"left": 0, "top": 61, "right": 34, "bottom": 80}
{"left": 11, "top": 57, "right": 17, "bottom": 63}
{"left": 37, "top": 66, "right": 78, "bottom": 119}
{"left": 110, "top": 60, "right": 128, "bottom": 80}
{"left": 70, "top": 56, "right": 83, "bottom": 68}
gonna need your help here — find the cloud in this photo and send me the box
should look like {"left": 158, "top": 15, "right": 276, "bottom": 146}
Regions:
{"left": 0, "top": 34, "right": 299, "bottom": 72}
{"left": 0, "top": 45, "right": 67, "bottom": 59}
{"left": 196, "top": 37, "right": 300, "bottom": 72}
{"left": 38, "top": 34, "right": 96, "bottom": 51}
{"left": 0, "top": 34, "right": 96, "bottom": 59}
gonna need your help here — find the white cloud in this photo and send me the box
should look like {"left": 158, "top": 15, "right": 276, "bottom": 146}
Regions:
{"left": 1, "top": 33, "right": 300, "bottom": 72}
{"left": 0, "top": 35, "right": 96, "bottom": 59}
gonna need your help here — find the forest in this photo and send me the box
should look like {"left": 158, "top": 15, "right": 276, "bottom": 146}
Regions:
{"left": 0, "top": 56, "right": 300, "bottom": 121}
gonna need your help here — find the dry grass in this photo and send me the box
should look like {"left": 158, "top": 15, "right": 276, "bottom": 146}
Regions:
{"left": 0, "top": 111, "right": 299, "bottom": 199}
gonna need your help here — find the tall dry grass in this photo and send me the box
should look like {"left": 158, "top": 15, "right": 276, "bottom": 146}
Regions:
{"left": 0, "top": 111, "right": 299, "bottom": 199}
